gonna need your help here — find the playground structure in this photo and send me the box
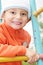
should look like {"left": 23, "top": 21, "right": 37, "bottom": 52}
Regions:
{"left": 33, "top": 7, "right": 43, "bottom": 17}
{"left": 0, "top": 0, "right": 43, "bottom": 65}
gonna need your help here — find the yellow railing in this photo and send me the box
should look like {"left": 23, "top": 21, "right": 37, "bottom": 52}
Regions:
{"left": 0, "top": 56, "right": 28, "bottom": 62}
{"left": 33, "top": 7, "right": 43, "bottom": 17}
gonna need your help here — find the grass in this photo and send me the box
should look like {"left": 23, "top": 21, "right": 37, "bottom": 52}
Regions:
{"left": 22, "top": 61, "right": 37, "bottom": 65}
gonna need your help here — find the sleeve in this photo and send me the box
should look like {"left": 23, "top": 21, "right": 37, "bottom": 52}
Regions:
{"left": 0, "top": 28, "right": 26, "bottom": 57}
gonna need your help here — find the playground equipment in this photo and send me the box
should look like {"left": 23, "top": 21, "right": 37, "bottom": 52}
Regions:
{"left": 33, "top": 7, "right": 43, "bottom": 17}
{"left": 30, "top": 1, "right": 43, "bottom": 65}
{"left": 0, "top": 56, "right": 28, "bottom": 62}
{"left": 0, "top": 0, "right": 43, "bottom": 65}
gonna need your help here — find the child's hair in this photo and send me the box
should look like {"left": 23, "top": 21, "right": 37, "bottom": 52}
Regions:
{"left": 1, "top": 0, "right": 31, "bottom": 18}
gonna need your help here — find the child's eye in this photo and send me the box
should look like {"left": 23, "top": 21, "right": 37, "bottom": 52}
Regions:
{"left": 21, "top": 13, "right": 27, "bottom": 16}
{"left": 11, "top": 12, "right": 16, "bottom": 14}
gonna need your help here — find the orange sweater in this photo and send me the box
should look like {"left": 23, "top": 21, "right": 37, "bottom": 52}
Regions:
{"left": 0, "top": 22, "right": 31, "bottom": 65}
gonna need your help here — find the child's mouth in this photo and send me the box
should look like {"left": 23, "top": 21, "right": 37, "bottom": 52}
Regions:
{"left": 12, "top": 21, "right": 22, "bottom": 25}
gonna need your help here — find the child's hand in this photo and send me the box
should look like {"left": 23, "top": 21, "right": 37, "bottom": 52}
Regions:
{"left": 25, "top": 48, "right": 39, "bottom": 64}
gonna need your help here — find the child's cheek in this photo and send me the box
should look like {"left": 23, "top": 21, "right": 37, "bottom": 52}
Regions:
{"left": 7, "top": 15, "right": 12, "bottom": 19}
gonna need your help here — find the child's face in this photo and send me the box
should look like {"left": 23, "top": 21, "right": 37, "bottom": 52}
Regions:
{"left": 2, "top": 8, "right": 29, "bottom": 29}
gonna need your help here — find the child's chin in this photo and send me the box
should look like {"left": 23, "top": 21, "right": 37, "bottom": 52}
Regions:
{"left": 11, "top": 26, "right": 21, "bottom": 29}
{"left": 8, "top": 24, "right": 20, "bottom": 29}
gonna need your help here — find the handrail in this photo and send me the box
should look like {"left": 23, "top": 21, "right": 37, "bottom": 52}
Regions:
{"left": 0, "top": 56, "right": 28, "bottom": 62}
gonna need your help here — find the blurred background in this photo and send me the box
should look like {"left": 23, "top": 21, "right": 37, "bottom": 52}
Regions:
{"left": 24, "top": 0, "right": 43, "bottom": 51}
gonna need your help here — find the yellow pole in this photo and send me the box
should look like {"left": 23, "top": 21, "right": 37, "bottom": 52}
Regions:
{"left": 33, "top": 7, "right": 43, "bottom": 17}
{"left": 0, "top": 56, "right": 29, "bottom": 62}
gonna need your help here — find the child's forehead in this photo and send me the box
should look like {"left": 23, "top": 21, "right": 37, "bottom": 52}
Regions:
{"left": 7, "top": 8, "right": 28, "bottom": 13}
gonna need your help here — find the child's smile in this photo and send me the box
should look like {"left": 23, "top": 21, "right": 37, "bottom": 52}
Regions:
{"left": 12, "top": 19, "right": 22, "bottom": 25}
{"left": 2, "top": 8, "right": 29, "bottom": 29}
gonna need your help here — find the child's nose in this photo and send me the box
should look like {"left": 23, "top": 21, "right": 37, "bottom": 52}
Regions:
{"left": 15, "top": 14, "right": 21, "bottom": 19}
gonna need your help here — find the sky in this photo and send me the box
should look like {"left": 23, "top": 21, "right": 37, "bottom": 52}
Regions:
{"left": 36, "top": 0, "right": 43, "bottom": 10}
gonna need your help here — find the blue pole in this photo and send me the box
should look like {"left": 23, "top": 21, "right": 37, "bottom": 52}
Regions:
{"left": 30, "top": 0, "right": 43, "bottom": 65}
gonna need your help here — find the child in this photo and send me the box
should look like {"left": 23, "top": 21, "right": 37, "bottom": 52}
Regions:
{"left": 0, "top": 0, "right": 39, "bottom": 65}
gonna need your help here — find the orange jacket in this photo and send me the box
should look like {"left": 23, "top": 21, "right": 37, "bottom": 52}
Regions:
{"left": 0, "top": 22, "right": 31, "bottom": 65}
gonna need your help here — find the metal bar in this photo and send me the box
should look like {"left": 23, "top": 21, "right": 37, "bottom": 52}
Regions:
{"left": 30, "top": 0, "right": 43, "bottom": 65}
{"left": 0, "top": 56, "right": 28, "bottom": 62}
